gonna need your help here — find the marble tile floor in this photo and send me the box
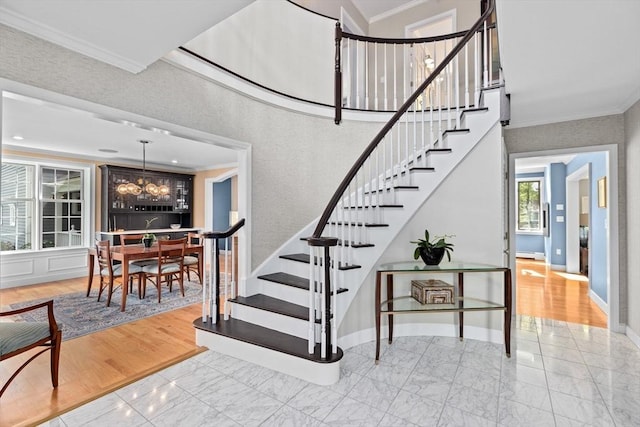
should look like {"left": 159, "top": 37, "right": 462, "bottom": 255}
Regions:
{"left": 40, "top": 315, "right": 640, "bottom": 426}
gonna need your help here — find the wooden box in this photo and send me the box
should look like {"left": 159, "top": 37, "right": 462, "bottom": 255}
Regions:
{"left": 411, "top": 279, "right": 455, "bottom": 304}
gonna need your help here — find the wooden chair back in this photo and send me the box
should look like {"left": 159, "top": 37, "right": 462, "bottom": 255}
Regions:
{"left": 158, "top": 237, "right": 187, "bottom": 268}
{"left": 95, "top": 240, "right": 114, "bottom": 277}
{"left": 120, "top": 234, "right": 143, "bottom": 245}
{"left": 187, "top": 232, "right": 203, "bottom": 245}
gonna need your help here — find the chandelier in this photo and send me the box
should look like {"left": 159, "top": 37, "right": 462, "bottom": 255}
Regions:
{"left": 116, "top": 140, "right": 170, "bottom": 196}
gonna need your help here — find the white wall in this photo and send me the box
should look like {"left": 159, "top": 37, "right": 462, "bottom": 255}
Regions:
{"left": 183, "top": 0, "right": 335, "bottom": 105}
{"left": 339, "top": 123, "right": 505, "bottom": 344}
{"left": 625, "top": 98, "right": 640, "bottom": 342}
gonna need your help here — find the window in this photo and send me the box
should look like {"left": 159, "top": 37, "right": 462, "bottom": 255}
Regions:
{"left": 517, "top": 179, "right": 542, "bottom": 232}
{"left": 1, "top": 163, "right": 34, "bottom": 251}
{"left": 1, "top": 161, "right": 86, "bottom": 251}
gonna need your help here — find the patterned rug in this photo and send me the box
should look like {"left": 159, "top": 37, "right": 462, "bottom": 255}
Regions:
{"left": 9, "top": 280, "right": 205, "bottom": 341}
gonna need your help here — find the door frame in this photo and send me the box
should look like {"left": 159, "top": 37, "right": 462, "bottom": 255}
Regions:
{"left": 566, "top": 163, "right": 590, "bottom": 274}
{"left": 509, "top": 144, "right": 620, "bottom": 332}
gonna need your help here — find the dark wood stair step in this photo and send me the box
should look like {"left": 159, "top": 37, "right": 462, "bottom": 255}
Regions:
{"left": 364, "top": 185, "right": 419, "bottom": 194}
{"left": 343, "top": 204, "right": 403, "bottom": 209}
{"left": 280, "top": 253, "right": 361, "bottom": 270}
{"left": 443, "top": 128, "right": 470, "bottom": 135}
{"left": 257, "top": 272, "right": 349, "bottom": 293}
{"left": 328, "top": 221, "right": 389, "bottom": 227}
{"left": 231, "top": 294, "right": 309, "bottom": 321}
{"left": 193, "top": 317, "right": 343, "bottom": 363}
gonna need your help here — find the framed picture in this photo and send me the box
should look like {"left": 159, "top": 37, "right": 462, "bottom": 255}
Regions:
{"left": 598, "top": 176, "right": 607, "bottom": 208}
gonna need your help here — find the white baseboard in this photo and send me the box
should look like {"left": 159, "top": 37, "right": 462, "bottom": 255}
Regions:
{"left": 589, "top": 289, "right": 609, "bottom": 315}
{"left": 516, "top": 252, "right": 545, "bottom": 260}
{"left": 626, "top": 325, "right": 640, "bottom": 349}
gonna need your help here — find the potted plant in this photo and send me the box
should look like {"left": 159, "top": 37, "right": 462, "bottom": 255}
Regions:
{"left": 142, "top": 217, "right": 158, "bottom": 248}
{"left": 411, "top": 229, "right": 454, "bottom": 265}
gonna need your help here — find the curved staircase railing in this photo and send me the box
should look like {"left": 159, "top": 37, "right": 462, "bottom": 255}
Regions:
{"left": 309, "top": 0, "right": 496, "bottom": 356}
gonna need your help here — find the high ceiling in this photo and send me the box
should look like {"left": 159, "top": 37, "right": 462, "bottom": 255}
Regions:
{"left": 1, "top": 0, "right": 639, "bottom": 170}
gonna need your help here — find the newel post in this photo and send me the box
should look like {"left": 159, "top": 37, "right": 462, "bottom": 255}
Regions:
{"left": 307, "top": 236, "right": 338, "bottom": 359}
{"left": 334, "top": 22, "right": 342, "bottom": 125}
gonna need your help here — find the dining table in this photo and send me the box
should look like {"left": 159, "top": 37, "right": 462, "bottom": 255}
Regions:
{"left": 87, "top": 242, "right": 204, "bottom": 312}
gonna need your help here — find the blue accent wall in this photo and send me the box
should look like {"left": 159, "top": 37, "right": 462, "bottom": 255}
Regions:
{"left": 213, "top": 178, "right": 232, "bottom": 250}
{"left": 567, "top": 152, "right": 608, "bottom": 302}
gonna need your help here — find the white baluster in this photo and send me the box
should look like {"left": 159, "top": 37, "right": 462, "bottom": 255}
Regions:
{"left": 365, "top": 41, "right": 369, "bottom": 109}
{"left": 308, "top": 245, "right": 315, "bottom": 354}
{"left": 374, "top": 42, "right": 379, "bottom": 109}
{"left": 384, "top": 44, "right": 388, "bottom": 110}
{"left": 483, "top": 21, "right": 488, "bottom": 87}
{"left": 224, "top": 237, "right": 230, "bottom": 320}
{"left": 211, "top": 239, "right": 218, "bottom": 324}
{"left": 332, "top": 249, "right": 338, "bottom": 354}
{"left": 202, "top": 236, "right": 210, "bottom": 322}
{"left": 320, "top": 248, "right": 326, "bottom": 359}
{"left": 355, "top": 41, "right": 360, "bottom": 109}
{"left": 393, "top": 44, "right": 397, "bottom": 110}
{"left": 464, "top": 43, "right": 470, "bottom": 109}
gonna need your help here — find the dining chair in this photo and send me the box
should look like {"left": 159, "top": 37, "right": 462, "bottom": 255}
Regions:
{"left": 95, "top": 240, "right": 144, "bottom": 307}
{"left": 141, "top": 237, "right": 187, "bottom": 303}
{"left": 120, "top": 234, "right": 152, "bottom": 294}
{"left": 184, "top": 232, "right": 202, "bottom": 284}
{"left": 0, "top": 300, "right": 61, "bottom": 397}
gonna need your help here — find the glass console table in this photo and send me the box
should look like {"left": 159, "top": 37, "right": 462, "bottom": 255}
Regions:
{"left": 375, "top": 261, "right": 512, "bottom": 363}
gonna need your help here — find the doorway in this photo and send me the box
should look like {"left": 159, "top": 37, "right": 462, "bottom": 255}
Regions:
{"left": 509, "top": 146, "right": 619, "bottom": 331}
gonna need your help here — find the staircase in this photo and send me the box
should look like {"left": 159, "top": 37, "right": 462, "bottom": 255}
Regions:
{"left": 193, "top": 0, "right": 500, "bottom": 385}
{"left": 194, "top": 90, "right": 501, "bottom": 384}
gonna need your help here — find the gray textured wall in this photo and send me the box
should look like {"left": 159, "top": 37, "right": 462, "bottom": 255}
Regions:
{"left": 624, "top": 99, "right": 640, "bottom": 335}
{"left": 0, "top": 24, "right": 380, "bottom": 269}
{"left": 504, "top": 115, "right": 628, "bottom": 327}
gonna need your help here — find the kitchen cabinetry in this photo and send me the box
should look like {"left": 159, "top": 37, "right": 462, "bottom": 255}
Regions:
{"left": 100, "top": 165, "right": 194, "bottom": 233}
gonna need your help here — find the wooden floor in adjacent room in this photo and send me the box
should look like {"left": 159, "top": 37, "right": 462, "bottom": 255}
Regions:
{"left": 516, "top": 258, "right": 607, "bottom": 328}
{"left": 0, "top": 259, "right": 607, "bottom": 426}
{"left": 0, "top": 277, "right": 205, "bottom": 427}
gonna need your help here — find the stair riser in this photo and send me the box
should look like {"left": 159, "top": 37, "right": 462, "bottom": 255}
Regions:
{"left": 258, "top": 278, "right": 310, "bottom": 306}
{"left": 195, "top": 329, "right": 340, "bottom": 386}
{"left": 231, "top": 302, "right": 310, "bottom": 339}
{"left": 278, "top": 258, "right": 311, "bottom": 277}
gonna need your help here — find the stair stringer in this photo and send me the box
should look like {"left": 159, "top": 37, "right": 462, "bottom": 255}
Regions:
{"left": 235, "top": 89, "right": 501, "bottom": 337}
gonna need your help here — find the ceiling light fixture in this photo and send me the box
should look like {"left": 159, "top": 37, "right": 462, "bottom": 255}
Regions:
{"left": 116, "top": 140, "right": 170, "bottom": 197}
{"left": 12, "top": 135, "right": 24, "bottom": 140}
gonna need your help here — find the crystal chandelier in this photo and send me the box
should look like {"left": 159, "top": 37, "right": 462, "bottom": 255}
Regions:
{"left": 116, "top": 140, "right": 170, "bottom": 196}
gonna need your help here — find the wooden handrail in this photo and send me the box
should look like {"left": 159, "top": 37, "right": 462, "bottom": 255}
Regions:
{"left": 313, "top": 0, "right": 495, "bottom": 238}
{"left": 201, "top": 218, "right": 245, "bottom": 240}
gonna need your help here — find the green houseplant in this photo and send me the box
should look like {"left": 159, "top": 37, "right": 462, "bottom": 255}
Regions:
{"left": 411, "top": 229, "right": 454, "bottom": 265}
{"left": 142, "top": 217, "right": 158, "bottom": 247}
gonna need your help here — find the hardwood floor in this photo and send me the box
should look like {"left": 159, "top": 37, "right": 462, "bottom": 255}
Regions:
{"left": 515, "top": 258, "right": 607, "bottom": 328}
{"left": 0, "top": 259, "right": 605, "bottom": 426}
{"left": 0, "top": 277, "right": 205, "bottom": 427}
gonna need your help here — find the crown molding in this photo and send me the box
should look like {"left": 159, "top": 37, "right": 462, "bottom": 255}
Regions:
{"left": 0, "top": 6, "right": 146, "bottom": 73}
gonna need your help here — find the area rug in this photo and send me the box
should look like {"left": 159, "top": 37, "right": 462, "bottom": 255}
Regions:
{"left": 9, "top": 280, "right": 206, "bottom": 341}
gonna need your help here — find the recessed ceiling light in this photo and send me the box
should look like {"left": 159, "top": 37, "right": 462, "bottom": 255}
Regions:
{"left": 171, "top": 160, "right": 178, "bottom": 164}
{"left": 98, "top": 148, "right": 118, "bottom": 153}
{"left": 12, "top": 135, "right": 24, "bottom": 140}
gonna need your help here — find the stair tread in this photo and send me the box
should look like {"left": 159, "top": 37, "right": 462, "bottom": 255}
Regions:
{"left": 258, "top": 272, "right": 308, "bottom": 289}
{"left": 193, "top": 317, "right": 343, "bottom": 363}
{"left": 258, "top": 271, "right": 350, "bottom": 293}
{"left": 343, "top": 204, "right": 403, "bottom": 209}
{"left": 232, "top": 294, "right": 309, "bottom": 320}
{"left": 280, "top": 253, "right": 361, "bottom": 270}
{"left": 443, "top": 128, "right": 470, "bottom": 134}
